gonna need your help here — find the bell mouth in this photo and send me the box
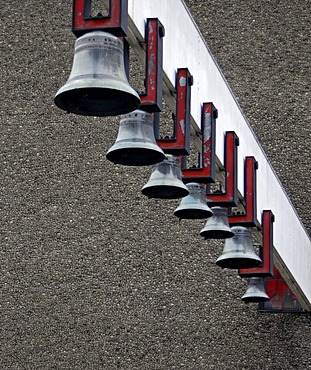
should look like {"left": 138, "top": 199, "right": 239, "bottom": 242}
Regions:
{"left": 106, "top": 147, "right": 165, "bottom": 166}
{"left": 216, "top": 257, "right": 262, "bottom": 269}
{"left": 55, "top": 87, "right": 141, "bottom": 116}
{"left": 242, "top": 296, "right": 270, "bottom": 303}
{"left": 141, "top": 185, "right": 189, "bottom": 199}
{"left": 174, "top": 209, "right": 213, "bottom": 220}
{"left": 200, "top": 229, "right": 234, "bottom": 239}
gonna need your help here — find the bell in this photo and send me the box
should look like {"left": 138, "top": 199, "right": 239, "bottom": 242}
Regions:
{"left": 54, "top": 31, "right": 140, "bottom": 116}
{"left": 106, "top": 110, "right": 165, "bottom": 166}
{"left": 241, "top": 277, "right": 270, "bottom": 303}
{"left": 216, "top": 226, "right": 262, "bottom": 269}
{"left": 141, "top": 154, "right": 189, "bottom": 199}
{"left": 174, "top": 183, "right": 213, "bottom": 219}
{"left": 200, "top": 206, "right": 234, "bottom": 239}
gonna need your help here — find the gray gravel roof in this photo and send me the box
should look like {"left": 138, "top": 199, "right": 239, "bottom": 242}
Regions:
{"left": 0, "top": 0, "right": 310, "bottom": 369}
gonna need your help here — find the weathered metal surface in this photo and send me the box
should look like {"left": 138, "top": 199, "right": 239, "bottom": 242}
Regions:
{"left": 181, "top": 102, "right": 217, "bottom": 184}
{"left": 206, "top": 132, "right": 239, "bottom": 207}
{"left": 139, "top": 18, "right": 164, "bottom": 112}
{"left": 155, "top": 68, "right": 191, "bottom": 155}
{"left": 228, "top": 157, "right": 259, "bottom": 227}
{"left": 72, "top": 0, "right": 128, "bottom": 36}
{"left": 239, "top": 210, "right": 275, "bottom": 277}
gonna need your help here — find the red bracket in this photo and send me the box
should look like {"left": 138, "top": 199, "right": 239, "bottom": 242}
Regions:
{"left": 239, "top": 210, "right": 274, "bottom": 277}
{"left": 181, "top": 103, "right": 217, "bottom": 184}
{"left": 228, "top": 156, "right": 259, "bottom": 227}
{"left": 139, "top": 19, "right": 164, "bottom": 113}
{"left": 72, "top": 0, "right": 128, "bottom": 37}
{"left": 205, "top": 131, "right": 239, "bottom": 207}
{"left": 155, "top": 68, "right": 192, "bottom": 156}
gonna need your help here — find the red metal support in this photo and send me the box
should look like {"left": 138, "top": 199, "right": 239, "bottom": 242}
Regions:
{"left": 139, "top": 19, "right": 164, "bottom": 113}
{"left": 72, "top": 0, "right": 128, "bottom": 37}
{"left": 181, "top": 102, "right": 217, "bottom": 184}
{"left": 258, "top": 265, "right": 303, "bottom": 312}
{"left": 228, "top": 156, "right": 259, "bottom": 227}
{"left": 155, "top": 68, "right": 192, "bottom": 156}
{"left": 239, "top": 210, "right": 274, "bottom": 277}
{"left": 205, "top": 131, "right": 239, "bottom": 207}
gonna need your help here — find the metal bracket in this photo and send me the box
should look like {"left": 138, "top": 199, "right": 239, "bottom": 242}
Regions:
{"left": 205, "top": 131, "right": 239, "bottom": 207}
{"left": 228, "top": 156, "right": 259, "bottom": 227}
{"left": 155, "top": 68, "right": 192, "bottom": 156}
{"left": 181, "top": 102, "right": 217, "bottom": 184}
{"left": 72, "top": 0, "right": 128, "bottom": 37}
{"left": 139, "top": 19, "right": 164, "bottom": 113}
{"left": 239, "top": 210, "right": 274, "bottom": 277}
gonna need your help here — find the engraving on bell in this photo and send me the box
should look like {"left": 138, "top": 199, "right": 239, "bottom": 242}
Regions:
{"left": 106, "top": 110, "right": 165, "bottom": 166}
{"left": 54, "top": 31, "right": 140, "bottom": 116}
{"left": 174, "top": 183, "right": 213, "bottom": 219}
{"left": 141, "top": 154, "right": 189, "bottom": 199}
{"left": 199, "top": 206, "right": 234, "bottom": 239}
{"left": 216, "top": 226, "right": 262, "bottom": 269}
{"left": 241, "top": 277, "right": 270, "bottom": 303}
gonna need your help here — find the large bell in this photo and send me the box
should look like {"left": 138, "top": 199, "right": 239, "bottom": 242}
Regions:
{"left": 141, "top": 154, "right": 189, "bottom": 199}
{"left": 216, "top": 226, "right": 262, "bottom": 269}
{"left": 106, "top": 110, "right": 165, "bottom": 166}
{"left": 241, "top": 277, "right": 270, "bottom": 303}
{"left": 200, "top": 206, "right": 234, "bottom": 239}
{"left": 54, "top": 31, "right": 140, "bottom": 116}
{"left": 174, "top": 183, "right": 213, "bottom": 219}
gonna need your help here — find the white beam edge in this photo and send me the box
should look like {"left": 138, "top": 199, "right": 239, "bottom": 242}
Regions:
{"left": 128, "top": 0, "right": 311, "bottom": 310}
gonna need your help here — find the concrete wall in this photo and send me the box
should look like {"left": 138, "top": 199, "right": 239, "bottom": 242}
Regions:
{"left": 1, "top": 0, "right": 310, "bottom": 369}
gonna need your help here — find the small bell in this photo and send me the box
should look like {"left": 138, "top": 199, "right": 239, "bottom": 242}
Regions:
{"left": 174, "top": 183, "right": 213, "bottom": 219}
{"left": 241, "top": 277, "right": 270, "bottom": 303}
{"left": 200, "top": 206, "right": 234, "bottom": 239}
{"left": 54, "top": 31, "right": 140, "bottom": 116}
{"left": 216, "top": 226, "right": 262, "bottom": 269}
{"left": 141, "top": 154, "right": 189, "bottom": 199}
{"left": 106, "top": 110, "right": 165, "bottom": 166}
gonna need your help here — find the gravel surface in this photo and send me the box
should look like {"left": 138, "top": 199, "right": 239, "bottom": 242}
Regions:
{"left": 0, "top": 0, "right": 310, "bottom": 369}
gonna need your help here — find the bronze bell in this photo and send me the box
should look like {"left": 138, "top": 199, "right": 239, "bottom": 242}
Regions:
{"left": 216, "top": 226, "right": 262, "bottom": 269}
{"left": 54, "top": 31, "right": 140, "bottom": 116}
{"left": 200, "top": 206, "right": 234, "bottom": 239}
{"left": 106, "top": 110, "right": 165, "bottom": 166}
{"left": 174, "top": 183, "right": 213, "bottom": 219}
{"left": 141, "top": 154, "right": 189, "bottom": 199}
{"left": 241, "top": 277, "right": 270, "bottom": 303}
